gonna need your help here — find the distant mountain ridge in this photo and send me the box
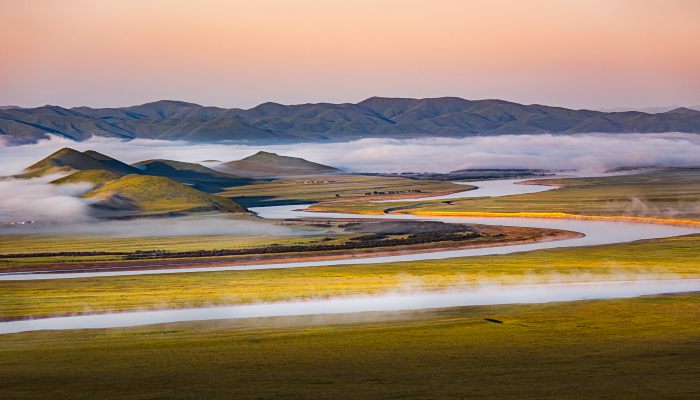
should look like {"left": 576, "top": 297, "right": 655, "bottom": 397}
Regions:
{"left": 2, "top": 97, "right": 700, "bottom": 145}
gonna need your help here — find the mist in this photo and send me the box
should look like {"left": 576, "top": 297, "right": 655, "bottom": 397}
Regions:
{"left": 0, "top": 177, "right": 94, "bottom": 224}
{"left": 2, "top": 133, "right": 700, "bottom": 176}
{"left": 0, "top": 177, "right": 312, "bottom": 237}
{"left": 1, "top": 278, "right": 697, "bottom": 334}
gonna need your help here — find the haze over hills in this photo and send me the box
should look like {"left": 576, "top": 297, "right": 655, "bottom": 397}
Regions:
{"left": 8, "top": 147, "right": 346, "bottom": 216}
{"left": 223, "top": 151, "right": 341, "bottom": 178}
{"left": 2, "top": 97, "right": 700, "bottom": 145}
{"left": 9, "top": 148, "right": 250, "bottom": 215}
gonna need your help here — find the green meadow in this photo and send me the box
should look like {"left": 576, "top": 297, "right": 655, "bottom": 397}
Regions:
{"left": 1, "top": 293, "right": 698, "bottom": 399}
{"left": 2, "top": 234, "right": 698, "bottom": 320}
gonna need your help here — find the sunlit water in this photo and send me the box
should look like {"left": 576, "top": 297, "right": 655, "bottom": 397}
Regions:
{"left": 375, "top": 178, "right": 558, "bottom": 202}
{"left": 1, "top": 279, "right": 697, "bottom": 334}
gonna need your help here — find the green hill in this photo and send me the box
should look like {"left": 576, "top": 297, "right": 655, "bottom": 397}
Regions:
{"left": 132, "top": 159, "right": 250, "bottom": 192}
{"left": 223, "top": 151, "right": 340, "bottom": 178}
{"left": 18, "top": 147, "right": 139, "bottom": 178}
{"left": 84, "top": 175, "right": 247, "bottom": 214}
{"left": 51, "top": 169, "right": 124, "bottom": 186}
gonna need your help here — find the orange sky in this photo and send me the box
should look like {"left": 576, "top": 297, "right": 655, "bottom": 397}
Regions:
{"left": 2, "top": 0, "right": 699, "bottom": 109}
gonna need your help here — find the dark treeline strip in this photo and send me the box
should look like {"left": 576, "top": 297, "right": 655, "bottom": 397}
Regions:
{"left": 124, "top": 231, "right": 482, "bottom": 260}
{"left": 0, "top": 251, "right": 130, "bottom": 259}
{"left": 0, "top": 232, "right": 483, "bottom": 261}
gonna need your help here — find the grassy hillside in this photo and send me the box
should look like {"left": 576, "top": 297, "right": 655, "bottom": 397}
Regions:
{"left": 223, "top": 151, "right": 340, "bottom": 178}
{"left": 50, "top": 169, "right": 123, "bottom": 186}
{"left": 132, "top": 159, "right": 250, "bottom": 192}
{"left": 17, "top": 147, "right": 139, "bottom": 178}
{"left": 84, "top": 174, "right": 247, "bottom": 214}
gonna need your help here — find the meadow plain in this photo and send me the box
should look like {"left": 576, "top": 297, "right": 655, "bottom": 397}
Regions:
{"left": 309, "top": 168, "right": 700, "bottom": 225}
{"left": 1, "top": 293, "right": 698, "bottom": 399}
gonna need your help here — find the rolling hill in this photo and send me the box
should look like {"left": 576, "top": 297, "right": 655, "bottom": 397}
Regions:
{"left": 2, "top": 98, "right": 700, "bottom": 145}
{"left": 83, "top": 174, "right": 247, "bottom": 214}
{"left": 223, "top": 151, "right": 341, "bottom": 178}
{"left": 132, "top": 159, "right": 251, "bottom": 192}
{"left": 11, "top": 148, "right": 250, "bottom": 215}
{"left": 17, "top": 148, "right": 140, "bottom": 178}
{"left": 51, "top": 169, "right": 124, "bottom": 186}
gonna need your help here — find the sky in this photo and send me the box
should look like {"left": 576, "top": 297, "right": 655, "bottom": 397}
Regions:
{"left": 2, "top": 0, "right": 699, "bottom": 110}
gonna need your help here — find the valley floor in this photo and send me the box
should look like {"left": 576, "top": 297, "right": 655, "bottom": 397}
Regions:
{"left": 2, "top": 169, "right": 699, "bottom": 399}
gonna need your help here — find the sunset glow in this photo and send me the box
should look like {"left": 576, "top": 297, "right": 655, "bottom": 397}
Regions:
{"left": 2, "top": 0, "right": 699, "bottom": 109}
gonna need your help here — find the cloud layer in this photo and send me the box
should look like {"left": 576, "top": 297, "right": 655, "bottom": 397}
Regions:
{"left": 2, "top": 133, "right": 700, "bottom": 176}
{"left": 0, "top": 177, "right": 94, "bottom": 223}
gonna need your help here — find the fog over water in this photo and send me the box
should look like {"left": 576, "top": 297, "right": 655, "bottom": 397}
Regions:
{"left": 2, "top": 133, "right": 700, "bottom": 176}
{"left": 1, "top": 279, "right": 697, "bottom": 334}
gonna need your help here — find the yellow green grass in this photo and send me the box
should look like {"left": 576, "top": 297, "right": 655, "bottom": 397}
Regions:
{"left": 85, "top": 174, "right": 247, "bottom": 213}
{"left": 0, "top": 233, "right": 343, "bottom": 270}
{"left": 50, "top": 169, "right": 123, "bottom": 186}
{"left": 0, "top": 294, "right": 698, "bottom": 399}
{"left": 1, "top": 234, "right": 698, "bottom": 319}
{"left": 313, "top": 168, "right": 700, "bottom": 223}
{"left": 220, "top": 174, "right": 468, "bottom": 205}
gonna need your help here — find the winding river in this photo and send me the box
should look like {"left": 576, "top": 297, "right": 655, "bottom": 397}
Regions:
{"left": 1, "top": 179, "right": 696, "bottom": 281}
{"left": 1, "top": 179, "right": 698, "bottom": 334}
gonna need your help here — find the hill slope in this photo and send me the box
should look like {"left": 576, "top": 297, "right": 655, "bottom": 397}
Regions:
{"left": 2, "top": 98, "right": 700, "bottom": 144}
{"left": 51, "top": 169, "right": 124, "bottom": 186}
{"left": 132, "top": 159, "right": 250, "bottom": 192}
{"left": 84, "top": 175, "right": 247, "bottom": 214}
{"left": 223, "top": 151, "right": 340, "bottom": 177}
{"left": 18, "top": 148, "right": 140, "bottom": 178}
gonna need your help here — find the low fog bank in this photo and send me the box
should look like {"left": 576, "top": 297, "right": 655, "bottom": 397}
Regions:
{"left": 2, "top": 133, "right": 700, "bottom": 176}
{"left": 0, "top": 177, "right": 94, "bottom": 224}
{"left": 0, "top": 177, "right": 311, "bottom": 236}
{"left": 1, "top": 278, "right": 697, "bottom": 334}
{"left": 0, "top": 214, "right": 311, "bottom": 237}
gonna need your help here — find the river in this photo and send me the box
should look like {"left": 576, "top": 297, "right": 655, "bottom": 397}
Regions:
{"left": 1, "top": 178, "right": 697, "bottom": 334}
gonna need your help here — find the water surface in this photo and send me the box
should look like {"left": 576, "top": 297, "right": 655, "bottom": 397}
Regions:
{"left": 1, "top": 279, "right": 696, "bottom": 335}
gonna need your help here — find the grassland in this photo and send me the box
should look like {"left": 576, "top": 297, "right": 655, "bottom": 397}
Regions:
{"left": 85, "top": 174, "right": 247, "bottom": 213}
{"left": 0, "top": 220, "right": 556, "bottom": 272}
{"left": 51, "top": 169, "right": 124, "bottom": 185}
{"left": 1, "top": 234, "right": 697, "bottom": 320}
{"left": 1, "top": 293, "right": 698, "bottom": 399}
{"left": 220, "top": 174, "right": 468, "bottom": 206}
{"left": 311, "top": 168, "right": 700, "bottom": 224}
{"left": 0, "top": 232, "right": 336, "bottom": 270}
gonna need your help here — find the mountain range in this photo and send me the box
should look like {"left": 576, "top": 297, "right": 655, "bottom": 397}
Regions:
{"left": 2, "top": 97, "right": 700, "bottom": 145}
